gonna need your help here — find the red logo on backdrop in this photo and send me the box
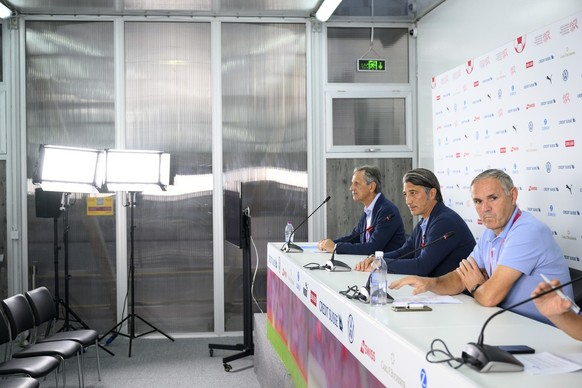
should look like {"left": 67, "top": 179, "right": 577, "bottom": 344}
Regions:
{"left": 455, "top": 152, "right": 461, "bottom": 158}
{"left": 436, "top": 95, "right": 441, "bottom": 101}
{"left": 514, "top": 35, "right": 526, "bottom": 53}
{"left": 500, "top": 147, "right": 507, "bottom": 153}
{"left": 526, "top": 60, "right": 534, "bottom": 69}
{"left": 466, "top": 60, "right": 474, "bottom": 74}
{"left": 565, "top": 140, "right": 575, "bottom": 147}
{"left": 563, "top": 93, "right": 571, "bottom": 103}
{"left": 431, "top": 76, "right": 437, "bottom": 89}
{"left": 310, "top": 291, "right": 317, "bottom": 306}
{"left": 477, "top": 219, "right": 483, "bottom": 225}
{"left": 473, "top": 80, "right": 479, "bottom": 87}
{"left": 360, "top": 340, "right": 376, "bottom": 362}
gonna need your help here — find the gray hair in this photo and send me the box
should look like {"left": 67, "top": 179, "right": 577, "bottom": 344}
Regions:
{"left": 402, "top": 168, "right": 443, "bottom": 202}
{"left": 471, "top": 169, "right": 514, "bottom": 195}
{"left": 353, "top": 165, "right": 382, "bottom": 193}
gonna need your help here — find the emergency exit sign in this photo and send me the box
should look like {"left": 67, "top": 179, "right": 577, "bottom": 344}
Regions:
{"left": 357, "top": 59, "right": 386, "bottom": 72}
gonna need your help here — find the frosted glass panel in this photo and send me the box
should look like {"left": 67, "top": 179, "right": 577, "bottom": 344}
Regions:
{"left": 327, "top": 27, "right": 409, "bottom": 83}
{"left": 222, "top": 23, "right": 307, "bottom": 331}
{"left": 332, "top": 97, "right": 406, "bottom": 146}
{"left": 125, "top": 21, "right": 212, "bottom": 333}
{"left": 25, "top": 21, "right": 116, "bottom": 333}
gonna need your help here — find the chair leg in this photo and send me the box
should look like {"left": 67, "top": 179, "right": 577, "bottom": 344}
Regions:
{"left": 95, "top": 339, "right": 101, "bottom": 381}
{"left": 77, "top": 351, "right": 84, "bottom": 388}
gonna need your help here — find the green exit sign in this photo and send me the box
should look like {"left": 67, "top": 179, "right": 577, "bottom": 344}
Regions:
{"left": 357, "top": 59, "right": 386, "bottom": 72}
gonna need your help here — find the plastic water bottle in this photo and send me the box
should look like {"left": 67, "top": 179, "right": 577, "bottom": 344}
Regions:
{"left": 284, "top": 221, "right": 294, "bottom": 243}
{"left": 370, "top": 251, "right": 388, "bottom": 306}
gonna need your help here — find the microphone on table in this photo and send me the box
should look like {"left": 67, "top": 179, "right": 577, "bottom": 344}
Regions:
{"left": 461, "top": 275, "right": 582, "bottom": 373}
{"left": 324, "top": 214, "right": 395, "bottom": 272}
{"left": 281, "top": 195, "right": 331, "bottom": 253}
{"left": 358, "top": 231, "right": 455, "bottom": 302}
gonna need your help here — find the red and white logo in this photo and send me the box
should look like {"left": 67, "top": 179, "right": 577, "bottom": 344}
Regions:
{"left": 565, "top": 140, "right": 575, "bottom": 147}
{"left": 466, "top": 59, "right": 474, "bottom": 74}
{"left": 360, "top": 340, "right": 376, "bottom": 362}
{"left": 431, "top": 76, "right": 437, "bottom": 89}
{"left": 310, "top": 291, "right": 317, "bottom": 306}
{"left": 514, "top": 35, "right": 526, "bottom": 53}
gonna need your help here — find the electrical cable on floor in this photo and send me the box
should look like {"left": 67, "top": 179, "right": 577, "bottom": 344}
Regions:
{"left": 250, "top": 235, "right": 264, "bottom": 313}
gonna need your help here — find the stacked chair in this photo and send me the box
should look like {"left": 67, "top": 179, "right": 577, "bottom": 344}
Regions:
{"left": 0, "top": 286, "right": 103, "bottom": 388}
{"left": 25, "top": 287, "right": 101, "bottom": 382}
{"left": 0, "top": 306, "right": 59, "bottom": 387}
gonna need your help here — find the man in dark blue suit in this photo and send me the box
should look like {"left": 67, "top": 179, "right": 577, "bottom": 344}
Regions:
{"left": 318, "top": 165, "right": 406, "bottom": 255}
{"left": 355, "top": 168, "right": 476, "bottom": 277}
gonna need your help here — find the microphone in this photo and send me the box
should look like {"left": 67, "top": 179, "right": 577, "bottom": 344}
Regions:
{"left": 281, "top": 195, "right": 331, "bottom": 253}
{"left": 358, "top": 231, "right": 455, "bottom": 302}
{"left": 461, "top": 275, "right": 582, "bottom": 373}
{"left": 324, "top": 214, "right": 395, "bottom": 272}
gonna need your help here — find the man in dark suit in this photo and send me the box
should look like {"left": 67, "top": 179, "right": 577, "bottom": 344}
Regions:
{"left": 355, "top": 168, "right": 476, "bottom": 277}
{"left": 318, "top": 165, "right": 406, "bottom": 255}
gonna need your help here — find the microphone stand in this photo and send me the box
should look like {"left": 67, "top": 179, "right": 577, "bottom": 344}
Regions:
{"left": 281, "top": 195, "right": 331, "bottom": 253}
{"left": 462, "top": 275, "right": 582, "bottom": 372}
{"left": 357, "top": 231, "right": 455, "bottom": 302}
{"left": 325, "top": 214, "right": 395, "bottom": 272}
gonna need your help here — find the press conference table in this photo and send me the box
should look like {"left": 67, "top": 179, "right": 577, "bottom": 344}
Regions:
{"left": 266, "top": 242, "right": 582, "bottom": 387}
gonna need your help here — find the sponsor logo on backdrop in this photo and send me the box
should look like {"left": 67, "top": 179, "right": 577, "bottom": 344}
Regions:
{"left": 420, "top": 368, "right": 428, "bottom": 388}
{"left": 565, "top": 255, "right": 580, "bottom": 262}
{"left": 302, "top": 282, "right": 308, "bottom": 298}
{"left": 558, "top": 117, "right": 576, "bottom": 124}
{"left": 466, "top": 60, "right": 474, "bottom": 74}
{"left": 548, "top": 205, "right": 556, "bottom": 217}
{"left": 319, "top": 300, "right": 343, "bottom": 332}
{"left": 561, "top": 230, "right": 577, "bottom": 241}
{"left": 380, "top": 354, "right": 406, "bottom": 388}
{"left": 514, "top": 36, "right": 526, "bottom": 53}
{"left": 557, "top": 164, "right": 575, "bottom": 170}
{"left": 295, "top": 271, "right": 301, "bottom": 292}
{"left": 546, "top": 162, "right": 552, "bottom": 173}
{"left": 268, "top": 255, "right": 277, "bottom": 269}
{"left": 563, "top": 69, "right": 569, "bottom": 81}
{"left": 562, "top": 210, "right": 581, "bottom": 216}
{"left": 534, "top": 30, "right": 551, "bottom": 45}
{"left": 566, "top": 184, "right": 573, "bottom": 194}
{"left": 347, "top": 315, "right": 355, "bottom": 343}
{"left": 543, "top": 187, "right": 559, "bottom": 192}
{"left": 310, "top": 290, "right": 317, "bottom": 306}
{"left": 559, "top": 17, "right": 579, "bottom": 35}
{"left": 431, "top": 76, "right": 437, "bottom": 89}
{"left": 360, "top": 340, "right": 376, "bottom": 362}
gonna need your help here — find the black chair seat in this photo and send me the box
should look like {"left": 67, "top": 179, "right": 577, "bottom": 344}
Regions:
{"left": 12, "top": 340, "right": 82, "bottom": 359}
{"left": 0, "top": 356, "right": 59, "bottom": 378}
{"left": 38, "top": 329, "right": 98, "bottom": 345}
{"left": 0, "top": 376, "right": 40, "bottom": 388}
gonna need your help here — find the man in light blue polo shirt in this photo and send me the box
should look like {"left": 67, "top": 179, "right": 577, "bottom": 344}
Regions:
{"left": 390, "top": 169, "right": 572, "bottom": 324}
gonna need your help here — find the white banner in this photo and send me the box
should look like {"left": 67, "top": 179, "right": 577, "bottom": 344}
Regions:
{"left": 433, "top": 12, "right": 582, "bottom": 270}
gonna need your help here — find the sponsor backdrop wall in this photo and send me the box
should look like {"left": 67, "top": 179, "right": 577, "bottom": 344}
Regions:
{"left": 432, "top": 12, "right": 582, "bottom": 270}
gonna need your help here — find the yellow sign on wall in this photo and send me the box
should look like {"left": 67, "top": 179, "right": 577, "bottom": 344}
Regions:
{"left": 87, "top": 196, "right": 114, "bottom": 216}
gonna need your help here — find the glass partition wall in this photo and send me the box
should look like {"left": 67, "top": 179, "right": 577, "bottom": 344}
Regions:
{"left": 24, "top": 19, "right": 307, "bottom": 334}
{"left": 23, "top": 19, "right": 412, "bottom": 335}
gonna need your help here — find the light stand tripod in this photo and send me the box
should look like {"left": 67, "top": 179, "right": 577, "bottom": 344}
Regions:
{"left": 208, "top": 209, "right": 254, "bottom": 372}
{"left": 100, "top": 191, "right": 174, "bottom": 357}
{"left": 57, "top": 192, "right": 92, "bottom": 332}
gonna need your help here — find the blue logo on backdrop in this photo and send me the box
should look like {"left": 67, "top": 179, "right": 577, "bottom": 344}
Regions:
{"left": 420, "top": 368, "right": 428, "bottom": 388}
{"left": 348, "top": 315, "right": 355, "bottom": 343}
{"left": 546, "top": 162, "right": 552, "bottom": 173}
{"left": 562, "top": 69, "right": 569, "bottom": 82}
